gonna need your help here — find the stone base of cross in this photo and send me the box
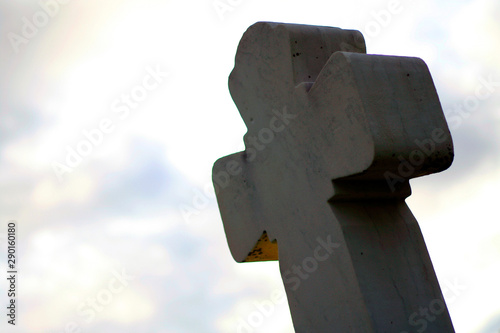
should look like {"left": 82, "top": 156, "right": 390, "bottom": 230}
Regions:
{"left": 213, "top": 22, "right": 455, "bottom": 332}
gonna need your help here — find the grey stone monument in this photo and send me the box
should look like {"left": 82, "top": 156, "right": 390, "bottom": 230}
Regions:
{"left": 213, "top": 22, "right": 455, "bottom": 332}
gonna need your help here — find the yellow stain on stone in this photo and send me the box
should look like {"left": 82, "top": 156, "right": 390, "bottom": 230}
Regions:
{"left": 243, "top": 231, "right": 279, "bottom": 262}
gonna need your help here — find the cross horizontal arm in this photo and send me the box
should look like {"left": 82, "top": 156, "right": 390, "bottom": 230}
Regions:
{"left": 213, "top": 152, "right": 279, "bottom": 262}
{"left": 307, "top": 51, "right": 453, "bottom": 184}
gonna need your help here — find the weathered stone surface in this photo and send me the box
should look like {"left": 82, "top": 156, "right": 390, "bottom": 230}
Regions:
{"left": 213, "top": 21, "right": 455, "bottom": 332}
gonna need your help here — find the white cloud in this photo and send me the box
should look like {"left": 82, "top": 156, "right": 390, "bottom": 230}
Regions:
{"left": 449, "top": 0, "right": 500, "bottom": 72}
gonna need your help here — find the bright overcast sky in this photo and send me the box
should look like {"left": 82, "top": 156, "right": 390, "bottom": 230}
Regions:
{"left": 0, "top": 0, "right": 499, "bottom": 332}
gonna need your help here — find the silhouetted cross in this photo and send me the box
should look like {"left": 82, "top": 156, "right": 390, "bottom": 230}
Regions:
{"left": 213, "top": 22, "right": 455, "bottom": 332}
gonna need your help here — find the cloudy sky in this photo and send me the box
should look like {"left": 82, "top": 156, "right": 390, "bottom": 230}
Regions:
{"left": 0, "top": 0, "right": 499, "bottom": 332}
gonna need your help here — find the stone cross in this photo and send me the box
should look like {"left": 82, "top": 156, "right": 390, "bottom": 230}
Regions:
{"left": 213, "top": 22, "right": 455, "bottom": 332}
